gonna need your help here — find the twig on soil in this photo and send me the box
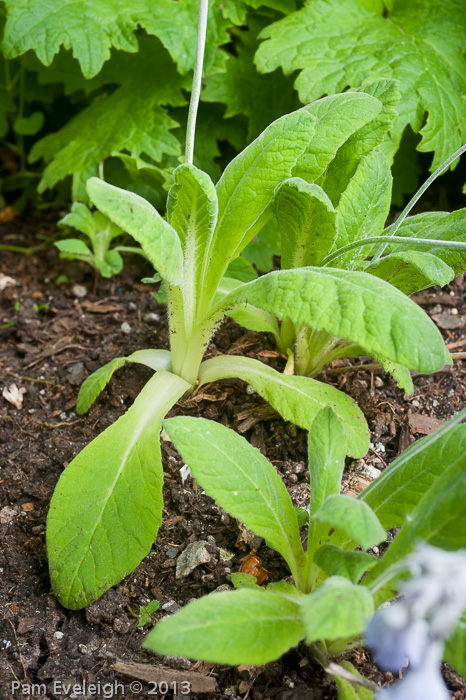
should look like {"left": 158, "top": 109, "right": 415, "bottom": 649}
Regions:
{"left": 3, "top": 615, "right": 29, "bottom": 683}
{"left": 6, "top": 370, "right": 54, "bottom": 386}
{"left": 325, "top": 661, "right": 379, "bottom": 692}
{"left": 31, "top": 418, "right": 83, "bottom": 429}
{"left": 326, "top": 352, "right": 465, "bottom": 376}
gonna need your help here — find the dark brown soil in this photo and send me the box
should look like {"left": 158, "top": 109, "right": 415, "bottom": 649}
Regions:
{"left": 1, "top": 216, "right": 466, "bottom": 700}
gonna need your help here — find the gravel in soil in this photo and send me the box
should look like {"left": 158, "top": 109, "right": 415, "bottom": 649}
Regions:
{"left": 1, "top": 217, "right": 466, "bottom": 699}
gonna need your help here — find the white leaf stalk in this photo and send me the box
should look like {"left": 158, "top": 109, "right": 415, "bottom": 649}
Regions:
{"left": 185, "top": 0, "right": 208, "bottom": 165}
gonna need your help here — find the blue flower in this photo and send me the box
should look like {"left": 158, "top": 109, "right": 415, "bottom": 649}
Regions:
{"left": 377, "top": 643, "right": 449, "bottom": 700}
{"left": 366, "top": 605, "right": 429, "bottom": 672}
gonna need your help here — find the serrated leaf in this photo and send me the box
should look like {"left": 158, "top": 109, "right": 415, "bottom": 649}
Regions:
{"left": 360, "top": 424, "right": 466, "bottom": 530}
{"left": 202, "top": 107, "right": 317, "bottom": 300}
{"left": 198, "top": 355, "right": 369, "bottom": 458}
{"left": 311, "top": 494, "right": 386, "bottom": 550}
{"left": 145, "top": 589, "right": 303, "bottom": 665}
{"left": 2, "top": 0, "right": 230, "bottom": 78}
{"left": 383, "top": 208, "right": 466, "bottom": 276}
{"left": 222, "top": 268, "right": 450, "bottom": 373}
{"left": 256, "top": 0, "right": 466, "bottom": 170}
{"left": 301, "top": 576, "right": 374, "bottom": 644}
{"left": 87, "top": 179, "right": 183, "bottom": 286}
{"left": 202, "top": 18, "right": 300, "bottom": 141}
{"left": 30, "top": 43, "right": 187, "bottom": 193}
{"left": 335, "top": 150, "right": 392, "bottom": 266}
{"left": 275, "top": 178, "right": 337, "bottom": 268}
{"left": 365, "top": 250, "right": 455, "bottom": 295}
{"left": 55, "top": 239, "right": 93, "bottom": 258}
{"left": 377, "top": 356, "right": 413, "bottom": 396}
{"left": 308, "top": 407, "right": 347, "bottom": 515}
{"left": 314, "top": 545, "right": 377, "bottom": 584}
{"left": 163, "top": 416, "right": 305, "bottom": 583}
{"left": 76, "top": 349, "right": 172, "bottom": 415}
{"left": 291, "top": 92, "right": 382, "bottom": 184}
{"left": 47, "top": 371, "right": 190, "bottom": 609}
{"left": 444, "top": 612, "right": 466, "bottom": 677}
{"left": 59, "top": 202, "right": 96, "bottom": 239}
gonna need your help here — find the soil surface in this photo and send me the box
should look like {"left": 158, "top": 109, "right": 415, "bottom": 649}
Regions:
{"left": 1, "top": 215, "right": 466, "bottom": 700}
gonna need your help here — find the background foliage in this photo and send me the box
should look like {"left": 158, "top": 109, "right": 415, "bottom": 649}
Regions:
{"left": 1, "top": 0, "right": 465, "bottom": 209}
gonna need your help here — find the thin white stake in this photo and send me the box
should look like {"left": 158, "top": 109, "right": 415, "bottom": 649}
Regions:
{"left": 185, "top": 0, "right": 209, "bottom": 165}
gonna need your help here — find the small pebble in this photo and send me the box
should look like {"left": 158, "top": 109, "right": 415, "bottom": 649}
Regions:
{"left": 128, "top": 301, "right": 137, "bottom": 311}
{"left": 53, "top": 631, "right": 64, "bottom": 640}
{"left": 143, "top": 312, "right": 160, "bottom": 324}
{"left": 161, "top": 600, "right": 181, "bottom": 614}
{"left": 71, "top": 284, "right": 87, "bottom": 298}
{"left": 120, "top": 322, "right": 131, "bottom": 334}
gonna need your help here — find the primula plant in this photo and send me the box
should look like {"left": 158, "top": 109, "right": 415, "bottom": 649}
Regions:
{"left": 145, "top": 408, "right": 466, "bottom": 698}
{"left": 46, "top": 4, "right": 456, "bottom": 611}
{"left": 55, "top": 202, "right": 146, "bottom": 278}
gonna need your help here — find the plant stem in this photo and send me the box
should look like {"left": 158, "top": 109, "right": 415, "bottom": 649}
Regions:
{"left": 185, "top": 0, "right": 208, "bottom": 165}
{"left": 371, "top": 142, "right": 466, "bottom": 263}
{"left": 323, "top": 234, "right": 466, "bottom": 266}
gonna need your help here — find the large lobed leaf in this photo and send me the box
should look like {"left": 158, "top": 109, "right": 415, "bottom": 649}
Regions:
{"left": 222, "top": 268, "right": 450, "bottom": 373}
{"left": 47, "top": 371, "right": 190, "bottom": 609}
{"left": 2, "top": 0, "right": 231, "bottom": 78}
{"left": 256, "top": 0, "right": 466, "bottom": 169}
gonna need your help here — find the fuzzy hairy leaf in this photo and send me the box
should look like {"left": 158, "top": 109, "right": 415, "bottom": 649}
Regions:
{"left": 222, "top": 268, "right": 450, "bottom": 373}
{"left": 256, "top": 0, "right": 466, "bottom": 169}
{"left": 145, "top": 589, "right": 303, "bottom": 665}
{"left": 87, "top": 179, "right": 183, "bottom": 285}
{"left": 76, "top": 349, "right": 172, "bottom": 414}
{"left": 164, "top": 416, "right": 305, "bottom": 581}
{"left": 301, "top": 576, "right": 374, "bottom": 644}
{"left": 314, "top": 545, "right": 377, "bottom": 584}
{"left": 311, "top": 495, "right": 386, "bottom": 550}
{"left": 308, "top": 407, "right": 347, "bottom": 516}
{"left": 291, "top": 91, "right": 382, "bottom": 184}
{"left": 275, "top": 178, "right": 337, "bottom": 268}
{"left": 203, "top": 107, "right": 317, "bottom": 300}
{"left": 198, "top": 355, "right": 369, "bottom": 458}
{"left": 365, "top": 250, "right": 455, "bottom": 294}
{"left": 47, "top": 371, "right": 189, "bottom": 609}
{"left": 2, "top": 0, "right": 230, "bottom": 78}
{"left": 360, "top": 425, "right": 466, "bottom": 530}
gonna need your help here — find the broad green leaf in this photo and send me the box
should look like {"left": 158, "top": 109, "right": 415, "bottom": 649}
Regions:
{"left": 383, "top": 208, "right": 466, "bottom": 275}
{"left": 377, "top": 356, "right": 413, "bottom": 396}
{"left": 314, "top": 545, "right": 377, "bottom": 584}
{"left": 332, "top": 661, "right": 375, "bottom": 700}
{"left": 202, "top": 107, "right": 317, "bottom": 298}
{"left": 2, "top": 0, "right": 229, "bottom": 78}
{"left": 87, "top": 179, "right": 183, "bottom": 286}
{"left": 47, "top": 371, "right": 190, "bottom": 609}
{"left": 13, "top": 110, "right": 44, "bottom": 135}
{"left": 444, "top": 612, "right": 466, "bottom": 677}
{"left": 301, "top": 576, "right": 374, "bottom": 643}
{"left": 365, "top": 250, "right": 455, "bottom": 294}
{"left": 308, "top": 407, "right": 347, "bottom": 515}
{"left": 221, "top": 268, "right": 450, "bottom": 373}
{"left": 311, "top": 495, "right": 386, "bottom": 550}
{"left": 97, "top": 249, "right": 123, "bottom": 278}
{"left": 295, "top": 507, "right": 309, "bottom": 528}
{"left": 228, "top": 304, "right": 281, "bottom": 341}
{"left": 76, "top": 349, "right": 172, "bottom": 415}
{"left": 324, "top": 79, "right": 400, "bottom": 204}
{"left": 198, "top": 355, "right": 369, "bottom": 458}
{"left": 267, "top": 580, "right": 302, "bottom": 597}
{"left": 275, "top": 178, "right": 337, "bottom": 268}
{"left": 291, "top": 92, "right": 382, "bottom": 184}
{"left": 145, "top": 589, "right": 303, "bottom": 665}
{"left": 360, "top": 424, "right": 466, "bottom": 530}
{"left": 231, "top": 572, "right": 261, "bottom": 589}
{"left": 30, "top": 43, "right": 187, "bottom": 194}
{"left": 167, "top": 163, "right": 218, "bottom": 312}
{"left": 225, "top": 257, "right": 258, "bottom": 283}
{"left": 55, "top": 239, "right": 93, "bottom": 259}
{"left": 163, "top": 416, "right": 306, "bottom": 584}
{"left": 59, "top": 202, "right": 96, "bottom": 239}
{"left": 202, "top": 17, "right": 300, "bottom": 141}
{"left": 255, "top": 0, "right": 466, "bottom": 170}
{"left": 365, "top": 447, "right": 466, "bottom": 590}
{"left": 335, "top": 150, "right": 392, "bottom": 265}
